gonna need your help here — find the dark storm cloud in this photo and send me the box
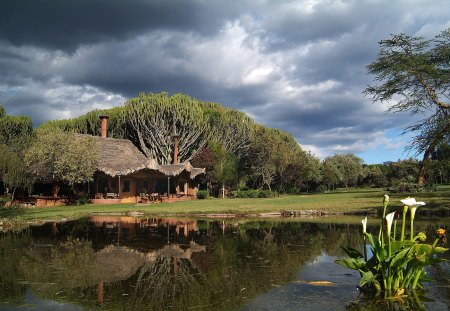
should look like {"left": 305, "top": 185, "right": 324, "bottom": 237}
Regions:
{"left": 0, "top": 0, "right": 247, "bottom": 52}
{"left": 1, "top": 0, "right": 450, "bottom": 160}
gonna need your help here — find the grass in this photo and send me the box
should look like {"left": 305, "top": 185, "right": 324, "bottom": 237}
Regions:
{"left": 1, "top": 186, "right": 449, "bottom": 223}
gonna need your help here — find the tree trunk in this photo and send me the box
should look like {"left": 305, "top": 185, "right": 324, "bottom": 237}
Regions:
{"left": 222, "top": 183, "right": 225, "bottom": 199}
{"left": 418, "top": 147, "right": 433, "bottom": 187}
{"left": 52, "top": 183, "right": 60, "bottom": 197}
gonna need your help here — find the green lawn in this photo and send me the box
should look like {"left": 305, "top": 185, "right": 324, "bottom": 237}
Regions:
{"left": 1, "top": 186, "right": 449, "bottom": 224}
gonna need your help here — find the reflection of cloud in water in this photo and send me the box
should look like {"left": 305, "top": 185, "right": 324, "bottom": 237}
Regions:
{"left": 0, "top": 290, "right": 83, "bottom": 311}
{"left": 238, "top": 254, "right": 359, "bottom": 311}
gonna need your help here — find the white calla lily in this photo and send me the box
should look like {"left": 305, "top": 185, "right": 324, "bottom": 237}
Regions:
{"left": 386, "top": 212, "right": 395, "bottom": 237}
{"left": 400, "top": 197, "right": 426, "bottom": 207}
{"left": 362, "top": 216, "right": 368, "bottom": 234}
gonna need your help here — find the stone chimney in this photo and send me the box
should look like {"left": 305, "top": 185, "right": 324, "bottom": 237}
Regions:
{"left": 99, "top": 115, "right": 109, "bottom": 138}
{"left": 172, "top": 123, "right": 179, "bottom": 164}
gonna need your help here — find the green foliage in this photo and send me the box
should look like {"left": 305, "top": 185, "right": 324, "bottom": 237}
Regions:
{"left": 0, "top": 105, "right": 33, "bottom": 147}
{"left": 0, "top": 196, "right": 11, "bottom": 207}
{"left": 326, "top": 154, "right": 364, "bottom": 189}
{"left": 203, "top": 103, "right": 255, "bottom": 157}
{"left": 25, "top": 128, "right": 99, "bottom": 192}
{"left": 196, "top": 190, "right": 209, "bottom": 199}
{"left": 210, "top": 141, "right": 238, "bottom": 198}
{"left": 125, "top": 92, "right": 211, "bottom": 164}
{"left": 365, "top": 28, "right": 450, "bottom": 185}
{"left": 39, "top": 106, "right": 127, "bottom": 138}
{"left": 76, "top": 193, "right": 90, "bottom": 205}
{"left": 248, "top": 126, "right": 306, "bottom": 192}
{"left": 321, "top": 158, "right": 342, "bottom": 191}
{"left": 336, "top": 197, "right": 448, "bottom": 297}
{"left": 0, "top": 144, "right": 33, "bottom": 200}
{"left": 230, "top": 189, "right": 278, "bottom": 198}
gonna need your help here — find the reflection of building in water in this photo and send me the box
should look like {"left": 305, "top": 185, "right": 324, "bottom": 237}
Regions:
{"left": 94, "top": 242, "right": 206, "bottom": 305}
{"left": 89, "top": 216, "right": 199, "bottom": 239}
{"left": 88, "top": 216, "right": 204, "bottom": 305}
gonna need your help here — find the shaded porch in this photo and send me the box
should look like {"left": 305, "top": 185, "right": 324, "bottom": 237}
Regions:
{"left": 91, "top": 169, "right": 200, "bottom": 204}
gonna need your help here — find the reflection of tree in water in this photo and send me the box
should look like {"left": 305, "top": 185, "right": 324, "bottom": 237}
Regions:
{"left": 0, "top": 232, "right": 31, "bottom": 304}
{"left": 0, "top": 219, "right": 400, "bottom": 310}
{"left": 130, "top": 256, "right": 210, "bottom": 310}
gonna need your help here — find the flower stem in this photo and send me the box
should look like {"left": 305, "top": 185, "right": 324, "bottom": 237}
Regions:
{"left": 401, "top": 205, "right": 408, "bottom": 241}
{"left": 412, "top": 270, "right": 423, "bottom": 290}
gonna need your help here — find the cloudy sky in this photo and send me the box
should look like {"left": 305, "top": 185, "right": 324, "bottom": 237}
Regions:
{"left": 1, "top": 0, "right": 449, "bottom": 163}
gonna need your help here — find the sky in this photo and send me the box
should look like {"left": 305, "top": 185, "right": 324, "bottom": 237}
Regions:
{"left": 1, "top": 0, "right": 449, "bottom": 164}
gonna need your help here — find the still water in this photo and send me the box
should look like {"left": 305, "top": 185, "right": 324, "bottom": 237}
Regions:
{"left": 0, "top": 216, "right": 449, "bottom": 310}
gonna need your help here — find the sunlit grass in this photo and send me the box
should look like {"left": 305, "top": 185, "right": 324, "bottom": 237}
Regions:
{"left": 1, "top": 186, "right": 449, "bottom": 222}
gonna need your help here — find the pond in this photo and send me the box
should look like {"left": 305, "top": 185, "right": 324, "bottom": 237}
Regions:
{"left": 0, "top": 216, "right": 449, "bottom": 310}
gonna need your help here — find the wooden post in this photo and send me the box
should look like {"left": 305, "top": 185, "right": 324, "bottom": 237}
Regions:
{"left": 167, "top": 176, "right": 170, "bottom": 199}
{"left": 118, "top": 175, "right": 121, "bottom": 199}
{"left": 98, "top": 282, "right": 104, "bottom": 305}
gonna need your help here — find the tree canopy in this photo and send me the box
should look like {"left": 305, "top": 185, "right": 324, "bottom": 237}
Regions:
{"left": 365, "top": 28, "right": 450, "bottom": 186}
{"left": 25, "top": 128, "right": 98, "bottom": 196}
{"left": 0, "top": 104, "right": 33, "bottom": 147}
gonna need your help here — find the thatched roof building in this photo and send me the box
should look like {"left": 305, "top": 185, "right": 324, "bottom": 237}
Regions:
{"left": 86, "top": 135, "right": 205, "bottom": 179}
{"left": 85, "top": 116, "right": 205, "bottom": 203}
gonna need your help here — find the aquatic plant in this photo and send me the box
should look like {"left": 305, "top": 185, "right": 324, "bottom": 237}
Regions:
{"left": 336, "top": 196, "right": 448, "bottom": 297}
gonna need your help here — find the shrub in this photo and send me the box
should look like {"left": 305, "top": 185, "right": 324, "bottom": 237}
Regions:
{"left": 76, "top": 193, "right": 90, "bottom": 205}
{"left": 197, "top": 190, "right": 209, "bottom": 199}
{"left": 316, "top": 185, "right": 327, "bottom": 193}
{"left": 0, "top": 196, "right": 11, "bottom": 208}
{"left": 231, "top": 190, "right": 278, "bottom": 198}
{"left": 258, "top": 190, "right": 278, "bottom": 198}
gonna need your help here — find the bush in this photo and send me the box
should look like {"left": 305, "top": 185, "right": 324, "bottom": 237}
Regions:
{"left": 316, "top": 185, "right": 327, "bottom": 193}
{"left": 0, "top": 196, "right": 11, "bottom": 208}
{"left": 231, "top": 190, "right": 278, "bottom": 198}
{"left": 258, "top": 190, "right": 278, "bottom": 198}
{"left": 197, "top": 190, "right": 209, "bottom": 199}
{"left": 76, "top": 193, "right": 90, "bottom": 205}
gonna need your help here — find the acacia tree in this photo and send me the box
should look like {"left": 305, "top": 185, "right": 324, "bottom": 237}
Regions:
{"left": 365, "top": 28, "right": 450, "bottom": 186}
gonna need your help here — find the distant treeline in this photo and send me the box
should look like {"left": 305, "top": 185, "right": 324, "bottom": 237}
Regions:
{"left": 1, "top": 93, "right": 449, "bottom": 199}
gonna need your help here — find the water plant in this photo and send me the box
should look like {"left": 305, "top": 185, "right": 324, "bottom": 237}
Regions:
{"left": 336, "top": 196, "right": 448, "bottom": 297}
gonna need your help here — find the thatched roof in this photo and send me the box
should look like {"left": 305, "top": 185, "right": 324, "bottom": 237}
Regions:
{"left": 158, "top": 162, "right": 206, "bottom": 179}
{"left": 92, "top": 136, "right": 159, "bottom": 177}
{"left": 79, "top": 134, "right": 205, "bottom": 179}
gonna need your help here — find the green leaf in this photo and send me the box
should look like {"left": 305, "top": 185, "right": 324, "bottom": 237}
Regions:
{"left": 434, "top": 247, "right": 448, "bottom": 253}
{"left": 342, "top": 246, "right": 364, "bottom": 259}
{"left": 335, "top": 258, "right": 365, "bottom": 270}
{"left": 390, "top": 248, "right": 411, "bottom": 268}
{"left": 359, "top": 271, "right": 376, "bottom": 288}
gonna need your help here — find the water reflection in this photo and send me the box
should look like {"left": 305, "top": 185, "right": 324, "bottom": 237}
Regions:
{"left": 0, "top": 217, "right": 448, "bottom": 310}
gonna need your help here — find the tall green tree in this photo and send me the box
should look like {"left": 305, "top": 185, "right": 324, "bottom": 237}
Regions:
{"left": 25, "top": 128, "right": 98, "bottom": 196}
{"left": 321, "top": 158, "right": 341, "bottom": 191}
{"left": 209, "top": 142, "right": 238, "bottom": 198}
{"left": 326, "top": 154, "right": 364, "bottom": 189}
{"left": 365, "top": 28, "right": 450, "bottom": 186}
{"left": 0, "top": 144, "right": 33, "bottom": 200}
{"left": 0, "top": 104, "right": 33, "bottom": 147}
{"left": 248, "top": 127, "right": 281, "bottom": 191}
